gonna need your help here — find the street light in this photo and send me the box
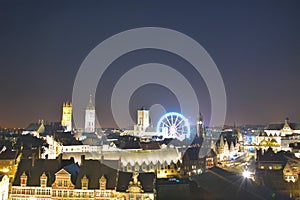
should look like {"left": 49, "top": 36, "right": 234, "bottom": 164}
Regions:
{"left": 242, "top": 170, "right": 251, "bottom": 179}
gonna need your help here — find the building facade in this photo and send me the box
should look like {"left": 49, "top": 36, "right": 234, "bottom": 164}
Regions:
{"left": 11, "top": 158, "right": 155, "bottom": 200}
{"left": 0, "top": 175, "right": 9, "bottom": 200}
{"left": 257, "top": 118, "right": 300, "bottom": 152}
{"left": 61, "top": 102, "right": 72, "bottom": 132}
{"left": 85, "top": 95, "right": 96, "bottom": 133}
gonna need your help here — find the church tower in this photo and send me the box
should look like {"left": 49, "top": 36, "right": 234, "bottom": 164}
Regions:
{"left": 85, "top": 94, "right": 95, "bottom": 133}
{"left": 61, "top": 102, "right": 72, "bottom": 132}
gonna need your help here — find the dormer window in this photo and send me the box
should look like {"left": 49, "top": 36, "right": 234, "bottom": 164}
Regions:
{"left": 40, "top": 172, "right": 48, "bottom": 188}
{"left": 99, "top": 175, "right": 107, "bottom": 190}
{"left": 20, "top": 172, "right": 27, "bottom": 187}
{"left": 81, "top": 175, "right": 88, "bottom": 190}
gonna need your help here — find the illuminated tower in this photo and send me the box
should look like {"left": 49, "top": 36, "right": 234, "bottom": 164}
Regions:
{"left": 197, "top": 112, "right": 205, "bottom": 138}
{"left": 137, "top": 107, "right": 150, "bottom": 130}
{"left": 85, "top": 94, "right": 95, "bottom": 133}
{"left": 61, "top": 102, "right": 72, "bottom": 132}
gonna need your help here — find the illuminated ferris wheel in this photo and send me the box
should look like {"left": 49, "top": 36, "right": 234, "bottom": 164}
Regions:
{"left": 156, "top": 112, "right": 190, "bottom": 141}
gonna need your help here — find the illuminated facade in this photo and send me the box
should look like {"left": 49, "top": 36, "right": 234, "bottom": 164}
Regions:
{"left": 216, "top": 135, "right": 239, "bottom": 162}
{"left": 0, "top": 150, "right": 21, "bottom": 185}
{"left": 0, "top": 175, "right": 9, "bottom": 200}
{"left": 85, "top": 95, "right": 96, "bottom": 133}
{"left": 22, "top": 121, "right": 45, "bottom": 138}
{"left": 42, "top": 135, "right": 62, "bottom": 159}
{"left": 137, "top": 107, "right": 150, "bottom": 131}
{"left": 61, "top": 102, "right": 72, "bottom": 132}
{"left": 257, "top": 118, "right": 300, "bottom": 151}
{"left": 11, "top": 158, "right": 155, "bottom": 200}
{"left": 62, "top": 146, "right": 181, "bottom": 172}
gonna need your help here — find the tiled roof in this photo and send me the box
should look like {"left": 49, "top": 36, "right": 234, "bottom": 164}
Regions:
{"left": 75, "top": 160, "right": 117, "bottom": 189}
{"left": 13, "top": 158, "right": 75, "bottom": 186}
{"left": 266, "top": 122, "right": 300, "bottom": 130}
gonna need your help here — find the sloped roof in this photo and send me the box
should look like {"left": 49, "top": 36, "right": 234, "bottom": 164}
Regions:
{"left": 266, "top": 122, "right": 300, "bottom": 130}
{"left": 13, "top": 158, "right": 75, "bottom": 186}
{"left": 75, "top": 160, "right": 117, "bottom": 189}
{"left": 182, "top": 147, "right": 200, "bottom": 161}
{"left": 25, "top": 123, "right": 42, "bottom": 131}
{"left": 266, "top": 123, "right": 284, "bottom": 130}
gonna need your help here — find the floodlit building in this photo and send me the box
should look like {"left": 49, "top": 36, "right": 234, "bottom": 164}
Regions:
{"left": 11, "top": 157, "right": 155, "bottom": 200}
{"left": 257, "top": 118, "right": 300, "bottom": 152}
{"left": 22, "top": 121, "right": 45, "bottom": 138}
{"left": 61, "top": 102, "right": 72, "bottom": 132}
{"left": 85, "top": 95, "right": 96, "bottom": 133}
{"left": 0, "top": 150, "right": 21, "bottom": 184}
{"left": 0, "top": 174, "right": 9, "bottom": 200}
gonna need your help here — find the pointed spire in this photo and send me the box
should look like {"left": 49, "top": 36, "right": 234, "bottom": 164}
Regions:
{"left": 86, "top": 93, "right": 95, "bottom": 110}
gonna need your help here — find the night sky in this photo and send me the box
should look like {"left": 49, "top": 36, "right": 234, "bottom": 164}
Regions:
{"left": 0, "top": 1, "right": 300, "bottom": 128}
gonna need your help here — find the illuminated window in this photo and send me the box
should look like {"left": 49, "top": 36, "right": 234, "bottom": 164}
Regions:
{"left": 64, "top": 180, "right": 68, "bottom": 187}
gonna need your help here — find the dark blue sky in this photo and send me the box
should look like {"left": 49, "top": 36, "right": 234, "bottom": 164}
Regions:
{"left": 0, "top": 1, "right": 299, "bottom": 128}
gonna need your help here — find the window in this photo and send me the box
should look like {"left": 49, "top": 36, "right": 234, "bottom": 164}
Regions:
{"left": 58, "top": 180, "right": 62, "bottom": 186}
{"left": 100, "top": 181, "right": 105, "bottom": 188}
{"left": 64, "top": 180, "right": 68, "bottom": 187}
{"left": 41, "top": 179, "right": 46, "bottom": 187}
{"left": 58, "top": 190, "right": 62, "bottom": 197}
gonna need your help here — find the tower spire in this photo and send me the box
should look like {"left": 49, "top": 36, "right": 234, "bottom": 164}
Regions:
{"left": 86, "top": 93, "right": 95, "bottom": 110}
{"left": 85, "top": 94, "right": 95, "bottom": 132}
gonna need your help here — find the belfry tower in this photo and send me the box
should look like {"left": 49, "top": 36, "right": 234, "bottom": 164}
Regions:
{"left": 85, "top": 94, "right": 95, "bottom": 133}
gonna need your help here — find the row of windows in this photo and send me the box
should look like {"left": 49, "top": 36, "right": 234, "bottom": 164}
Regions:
{"left": 57, "top": 180, "right": 69, "bottom": 187}
{"left": 95, "top": 191, "right": 115, "bottom": 197}
{"left": 12, "top": 188, "right": 116, "bottom": 197}
{"left": 53, "top": 190, "right": 94, "bottom": 198}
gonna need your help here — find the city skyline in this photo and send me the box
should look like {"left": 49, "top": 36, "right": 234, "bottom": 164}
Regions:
{"left": 1, "top": 1, "right": 300, "bottom": 128}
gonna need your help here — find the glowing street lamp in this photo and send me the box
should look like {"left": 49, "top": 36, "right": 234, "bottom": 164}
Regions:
{"left": 242, "top": 170, "right": 251, "bottom": 179}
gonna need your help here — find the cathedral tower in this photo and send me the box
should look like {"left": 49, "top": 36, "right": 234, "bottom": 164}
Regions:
{"left": 137, "top": 107, "right": 150, "bottom": 130}
{"left": 61, "top": 102, "right": 72, "bottom": 132}
{"left": 85, "top": 94, "right": 95, "bottom": 133}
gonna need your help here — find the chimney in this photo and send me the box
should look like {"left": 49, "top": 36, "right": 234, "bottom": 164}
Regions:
{"left": 32, "top": 153, "right": 36, "bottom": 167}
{"left": 81, "top": 155, "right": 85, "bottom": 166}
